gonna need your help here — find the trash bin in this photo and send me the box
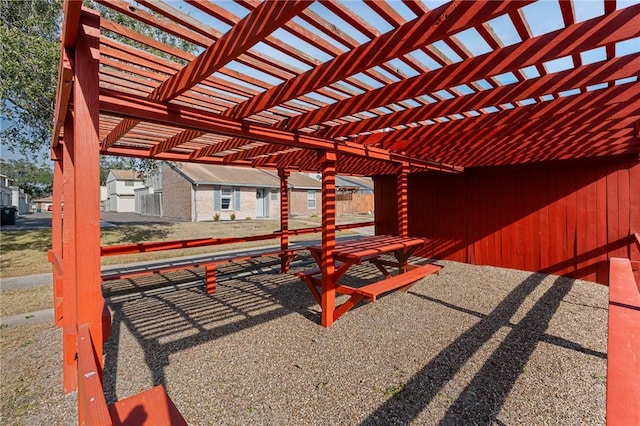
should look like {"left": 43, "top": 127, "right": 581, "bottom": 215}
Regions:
{"left": 0, "top": 206, "right": 17, "bottom": 225}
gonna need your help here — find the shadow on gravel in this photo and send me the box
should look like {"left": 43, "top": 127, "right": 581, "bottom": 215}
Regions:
{"left": 102, "top": 257, "right": 434, "bottom": 403}
{"left": 360, "top": 274, "right": 605, "bottom": 426}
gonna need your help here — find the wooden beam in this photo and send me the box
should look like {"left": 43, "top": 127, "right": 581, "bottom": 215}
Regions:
{"left": 325, "top": 53, "right": 640, "bottom": 139}
{"left": 397, "top": 165, "right": 409, "bottom": 237}
{"left": 61, "top": 0, "right": 83, "bottom": 47}
{"left": 279, "top": 169, "right": 290, "bottom": 273}
{"left": 151, "top": 0, "right": 312, "bottom": 102}
{"left": 283, "top": 5, "right": 640, "bottom": 134}
{"left": 61, "top": 110, "right": 77, "bottom": 395}
{"left": 373, "top": 82, "right": 639, "bottom": 150}
{"left": 224, "top": 1, "right": 533, "bottom": 120}
{"left": 149, "top": 129, "right": 205, "bottom": 156}
{"left": 223, "top": 143, "right": 290, "bottom": 163}
{"left": 101, "top": 0, "right": 312, "bottom": 149}
{"left": 320, "top": 152, "right": 337, "bottom": 327}
{"left": 99, "top": 89, "right": 403, "bottom": 163}
{"left": 74, "top": 9, "right": 106, "bottom": 379}
{"left": 51, "top": 48, "right": 73, "bottom": 148}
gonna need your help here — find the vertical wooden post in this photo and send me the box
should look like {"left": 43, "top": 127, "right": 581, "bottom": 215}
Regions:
{"left": 205, "top": 264, "right": 217, "bottom": 294}
{"left": 320, "top": 152, "right": 337, "bottom": 327}
{"left": 62, "top": 112, "right": 78, "bottom": 394}
{"left": 398, "top": 164, "right": 409, "bottom": 238}
{"left": 51, "top": 145, "right": 64, "bottom": 328}
{"left": 74, "top": 8, "right": 107, "bottom": 365}
{"left": 279, "top": 169, "right": 290, "bottom": 272}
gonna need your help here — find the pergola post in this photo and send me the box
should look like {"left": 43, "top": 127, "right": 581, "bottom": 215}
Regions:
{"left": 279, "top": 169, "right": 290, "bottom": 272}
{"left": 320, "top": 152, "right": 337, "bottom": 327}
{"left": 398, "top": 164, "right": 409, "bottom": 237}
{"left": 51, "top": 145, "right": 64, "bottom": 328}
{"left": 61, "top": 112, "right": 78, "bottom": 394}
{"left": 74, "top": 7, "right": 108, "bottom": 365}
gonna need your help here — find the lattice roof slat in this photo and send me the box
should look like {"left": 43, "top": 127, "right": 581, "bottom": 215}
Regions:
{"left": 52, "top": 0, "right": 639, "bottom": 175}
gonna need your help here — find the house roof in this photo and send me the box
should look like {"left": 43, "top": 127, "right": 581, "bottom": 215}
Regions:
{"left": 286, "top": 173, "right": 321, "bottom": 190}
{"left": 109, "top": 170, "right": 143, "bottom": 180}
{"left": 335, "top": 176, "right": 373, "bottom": 191}
{"left": 172, "top": 163, "right": 280, "bottom": 188}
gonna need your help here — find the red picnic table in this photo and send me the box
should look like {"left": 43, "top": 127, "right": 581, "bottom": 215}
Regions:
{"left": 296, "top": 235, "right": 442, "bottom": 321}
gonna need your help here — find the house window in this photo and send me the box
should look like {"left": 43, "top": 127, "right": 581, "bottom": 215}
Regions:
{"left": 307, "top": 190, "right": 316, "bottom": 209}
{"left": 124, "top": 180, "right": 134, "bottom": 186}
{"left": 221, "top": 187, "right": 233, "bottom": 210}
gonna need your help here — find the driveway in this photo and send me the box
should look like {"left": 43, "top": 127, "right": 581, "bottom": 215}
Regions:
{"left": 0, "top": 212, "right": 184, "bottom": 231}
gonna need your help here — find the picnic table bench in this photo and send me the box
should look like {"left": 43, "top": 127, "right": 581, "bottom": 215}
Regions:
{"left": 296, "top": 235, "right": 442, "bottom": 320}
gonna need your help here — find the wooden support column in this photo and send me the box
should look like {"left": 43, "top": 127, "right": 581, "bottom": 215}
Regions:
{"left": 279, "top": 169, "right": 290, "bottom": 272}
{"left": 398, "top": 164, "right": 409, "bottom": 237}
{"left": 51, "top": 145, "right": 64, "bottom": 328}
{"left": 320, "top": 152, "right": 337, "bottom": 327}
{"left": 74, "top": 8, "right": 108, "bottom": 369}
{"left": 205, "top": 265, "right": 217, "bottom": 294}
{"left": 61, "top": 112, "right": 77, "bottom": 394}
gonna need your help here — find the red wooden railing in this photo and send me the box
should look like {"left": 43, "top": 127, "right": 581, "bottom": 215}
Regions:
{"left": 607, "top": 257, "right": 640, "bottom": 425}
{"left": 100, "top": 222, "right": 374, "bottom": 256}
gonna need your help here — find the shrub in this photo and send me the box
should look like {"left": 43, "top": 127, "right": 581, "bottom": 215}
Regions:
{"left": 245, "top": 216, "right": 252, "bottom": 220}
{"left": 213, "top": 213, "right": 220, "bottom": 221}
{"left": 230, "top": 213, "right": 236, "bottom": 221}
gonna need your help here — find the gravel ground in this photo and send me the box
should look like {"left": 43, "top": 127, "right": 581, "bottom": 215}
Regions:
{"left": 1, "top": 260, "right": 608, "bottom": 425}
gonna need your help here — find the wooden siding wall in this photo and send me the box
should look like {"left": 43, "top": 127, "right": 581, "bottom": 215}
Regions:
{"left": 374, "top": 158, "right": 640, "bottom": 285}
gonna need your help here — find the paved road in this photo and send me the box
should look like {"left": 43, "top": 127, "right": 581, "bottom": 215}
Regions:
{"left": 0, "top": 211, "right": 185, "bottom": 231}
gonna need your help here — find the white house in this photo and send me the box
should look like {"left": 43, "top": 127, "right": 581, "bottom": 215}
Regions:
{"left": 0, "top": 174, "right": 29, "bottom": 214}
{"left": 106, "top": 170, "right": 145, "bottom": 212}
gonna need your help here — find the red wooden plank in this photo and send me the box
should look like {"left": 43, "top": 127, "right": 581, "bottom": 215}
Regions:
{"left": 226, "top": 1, "right": 532, "bottom": 120}
{"left": 355, "top": 264, "right": 442, "bottom": 302}
{"left": 323, "top": 54, "right": 639, "bottom": 139}
{"left": 514, "top": 169, "right": 527, "bottom": 271}
{"left": 77, "top": 327, "right": 111, "bottom": 426}
{"left": 567, "top": 166, "right": 578, "bottom": 276}
{"left": 109, "top": 385, "right": 188, "bottom": 426}
{"left": 607, "top": 258, "right": 640, "bottom": 425}
{"left": 152, "top": 1, "right": 311, "bottom": 102}
{"left": 630, "top": 161, "right": 640, "bottom": 263}
{"left": 522, "top": 168, "right": 538, "bottom": 272}
{"left": 289, "top": 6, "right": 640, "bottom": 133}
{"left": 607, "top": 164, "right": 621, "bottom": 264}
{"left": 617, "top": 164, "right": 631, "bottom": 259}
{"left": 62, "top": 108, "right": 78, "bottom": 394}
{"left": 576, "top": 165, "right": 596, "bottom": 281}
{"left": 321, "top": 152, "right": 337, "bottom": 327}
{"left": 74, "top": 10, "right": 106, "bottom": 362}
{"left": 51, "top": 146, "right": 64, "bottom": 328}
{"left": 596, "top": 165, "right": 609, "bottom": 284}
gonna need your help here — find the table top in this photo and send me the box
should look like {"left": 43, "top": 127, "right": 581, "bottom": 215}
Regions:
{"left": 305, "top": 235, "right": 426, "bottom": 261}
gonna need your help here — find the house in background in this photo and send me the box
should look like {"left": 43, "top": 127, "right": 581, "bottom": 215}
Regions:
{"left": 106, "top": 170, "right": 145, "bottom": 212}
{"left": 157, "top": 162, "right": 372, "bottom": 221}
{"left": 162, "top": 162, "right": 281, "bottom": 221}
{"left": 0, "top": 174, "right": 29, "bottom": 214}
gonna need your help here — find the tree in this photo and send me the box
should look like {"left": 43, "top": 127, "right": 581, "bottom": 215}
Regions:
{"left": 0, "top": 159, "right": 53, "bottom": 198}
{"left": 1, "top": 0, "right": 195, "bottom": 161}
{"left": 0, "top": 0, "right": 61, "bottom": 159}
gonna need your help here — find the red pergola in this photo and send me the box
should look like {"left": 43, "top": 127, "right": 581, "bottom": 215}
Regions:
{"left": 50, "top": 1, "right": 639, "bottom": 424}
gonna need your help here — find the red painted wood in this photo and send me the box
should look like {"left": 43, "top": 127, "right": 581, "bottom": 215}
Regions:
{"left": 595, "top": 165, "right": 609, "bottom": 283}
{"left": 109, "top": 385, "right": 188, "bottom": 426}
{"left": 617, "top": 164, "right": 631, "bottom": 259}
{"left": 375, "top": 158, "right": 640, "bottom": 284}
{"left": 607, "top": 258, "right": 640, "bottom": 425}
{"left": 630, "top": 162, "right": 640, "bottom": 262}
{"left": 320, "top": 153, "right": 337, "bottom": 327}
{"left": 74, "top": 11, "right": 106, "bottom": 373}
{"left": 62, "top": 111, "right": 78, "bottom": 394}
{"left": 51, "top": 146, "right": 64, "bottom": 328}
